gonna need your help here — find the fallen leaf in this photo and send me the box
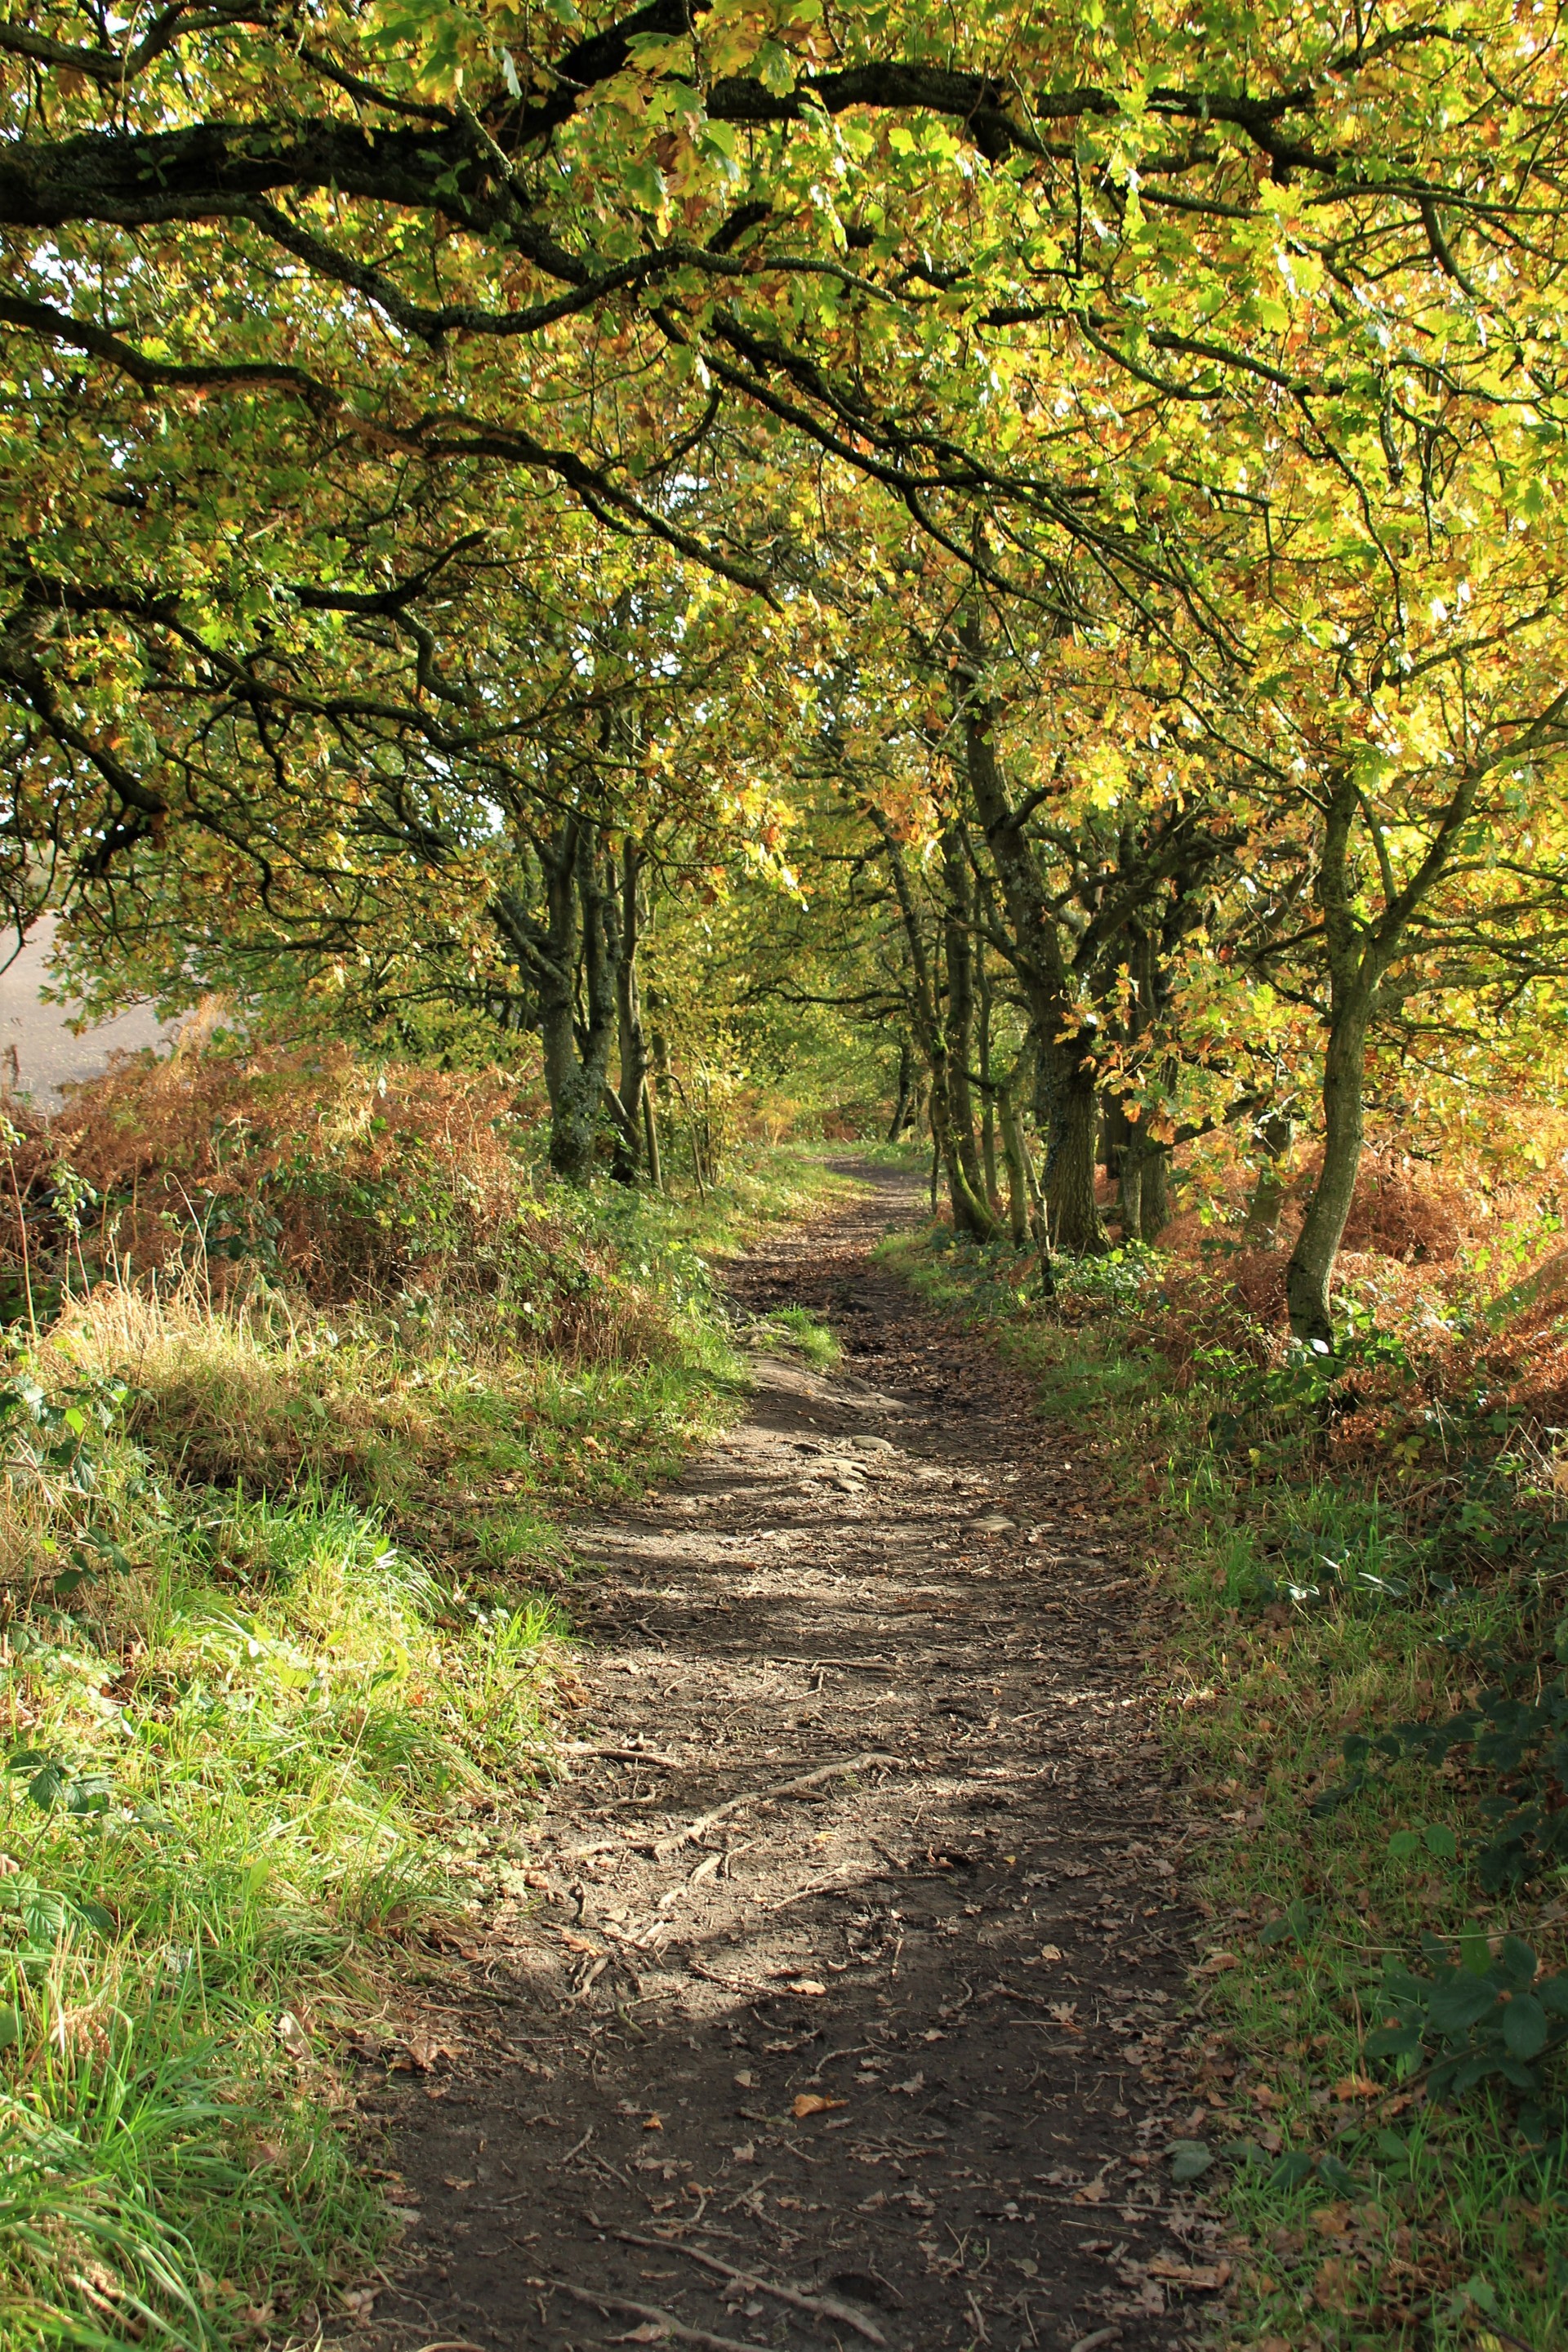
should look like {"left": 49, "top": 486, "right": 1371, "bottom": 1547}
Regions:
{"left": 891, "top": 2071, "right": 924, "bottom": 2096}
{"left": 402, "top": 2033, "right": 453, "bottom": 2073}
{"left": 731, "top": 2140, "right": 755, "bottom": 2164}
{"left": 786, "top": 1978, "right": 827, "bottom": 1997}
{"left": 1047, "top": 2002, "right": 1080, "bottom": 2029}
{"left": 791, "top": 2092, "right": 846, "bottom": 2119}
{"left": 1312, "top": 2204, "right": 1352, "bottom": 2238}
{"left": 1312, "top": 2256, "right": 1356, "bottom": 2312}
{"left": 341, "top": 2287, "right": 376, "bottom": 2319}
{"left": 1072, "top": 2182, "right": 1108, "bottom": 2205}
{"left": 559, "top": 1930, "right": 596, "bottom": 1953}
{"left": 1147, "top": 2256, "right": 1232, "bottom": 2292}
{"left": 1196, "top": 1951, "right": 1241, "bottom": 1976}
{"left": 1039, "top": 1943, "right": 1063, "bottom": 1962}
{"left": 1165, "top": 2139, "right": 1213, "bottom": 2184}
{"left": 1334, "top": 2074, "right": 1379, "bottom": 2101}
{"left": 733, "top": 2070, "right": 755, "bottom": 2088}
{"left": 616, "top": 2326, "right": 669, "bottom": 2344}
{"left": 276, "top": 2012, "right": 310, "bottom": 2064}
{"left": 442, "top": 2176, "right": 474, "bottom": 2193}
{"left": 642, "top": 2114, "right": 664, "bottom": 2132}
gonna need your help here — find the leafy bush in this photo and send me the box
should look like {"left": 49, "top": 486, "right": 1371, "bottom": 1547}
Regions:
{"left": 1368, "top": 1933, "right": 1568, "bottom": 2148}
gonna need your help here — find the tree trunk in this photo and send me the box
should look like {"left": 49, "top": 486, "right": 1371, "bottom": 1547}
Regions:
{"left": 961, "top": 685, "right": 1102, "bottom": 1253}
{"left": 941, "top": 823, "right": 993, "bottom": 1232}
{"left": 978, "top": 954, "right": 1000, "bottom": 1208}
{"left": 887, "top": 1038, "right": 915, "bottom": 1143}
{"left": 546, "top": 826, "right": 618, "bottom": 1183}
{"left": 1139, "top": 1144, "right": 1170, "bottom": 1241}
{"left": 643, "top": 1077, "right": 663, "bottom": 1192}
{"left": 1046, "top": 1062, "right": 1103, "bottom": 1253}
{"left": 868, "top": 810, "right": 996, "bottom": 1241}
{"left": 996, "top": 1075, "right": 1031, "bottom": 1247}
{"left": 1104, "top": 1092, "right": 1139, "bottom": 1237}
{"left": 1244, "top": 1110, "right": 1294, "bottom": 1244}
{"left": 1117, "top": 1147, "right": 1143, "bottom": 1241}
{"left": 490, "top": 813, "right": 621, "bottom": 1187}
{"left": 608, "top": 841, "right": 650, "bottom": 1184}
{"left": 1285, "top": 996, "right": 1371, "bottom": 1343}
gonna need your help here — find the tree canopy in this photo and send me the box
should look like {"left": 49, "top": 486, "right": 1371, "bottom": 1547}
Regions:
{"left": 7, "top": 0, "right": 1568, "bottom": 1330}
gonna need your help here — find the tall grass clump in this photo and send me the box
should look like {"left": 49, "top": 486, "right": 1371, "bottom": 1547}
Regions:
{"left": 0, "top": 1034, "right": 844, "bottom": 2345}
{"left": 884, "top": 1129, "right": 1568, "bottom": 2352}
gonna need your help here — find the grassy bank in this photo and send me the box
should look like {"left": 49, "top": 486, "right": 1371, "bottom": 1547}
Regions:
{"left": 884, "top": 1221, "right": 1568, "bottom": 2352}
{"left": 0, "top": 1047, "right": 850, "bottom": 2350}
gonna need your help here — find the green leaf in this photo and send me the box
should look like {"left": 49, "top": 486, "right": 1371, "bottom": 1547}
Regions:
{"left": 1498, "top": 1936, "right": 1539, "bottom": 1989}
{"left": 1503, "top": 1993, "right": 1549, "bottom": 2060}
{"left": 1428, "top": 1975, "right": 1499, "bottom": 2034}
{"left": 1365, "top": 2024, "right": 1423, "bottom": 2060}
{"left": 0, "top": 2007, "right": 23, "bottom": 2051}
{"left": 1165, "top": 2139, "right": 1211, "bottom": 2183}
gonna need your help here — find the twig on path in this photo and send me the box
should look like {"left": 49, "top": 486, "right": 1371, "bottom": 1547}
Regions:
{"left": 681, "top": 1956, "right": 773, "bottom": 1995}
{"left": 564, "top": 1744, "right": 684, "bottom": 1767}
{"left": 765, "top": 1870, "right": 853, "bottom": 1912}
{"left": 532, "top": 2276, "right": 774, "bottom": 2352}
{"left": 652, "top": 1755, "right": 901, "bottom": 1858}
{"left": 604, "top": 2224, "right": 889, "bottom": 2346}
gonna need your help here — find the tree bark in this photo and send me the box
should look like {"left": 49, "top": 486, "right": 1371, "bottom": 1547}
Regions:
{"left": 1103, "top": 1091, "right": 1138, "bottom": 1236}
{"left": 960, "top": 678, "right": 1103, "bottom": 1253}
{"left": 1244, "top": 1109, "right": 1294, "bottom": 1243}
{"left": 1139, "top": 1143, "right": 1171, "bottom": 1241}
{"left": 1285, "top": 994, "right": 1371, "bottom": 1341}
{"left": 996, "top": 1065, "right": 1032, "bottom": 1247}
{"left": 1047, "top": 1062, "right": 1103, "bottom": 1253}
{"left": 977, "top": 948, "right": 1000, "bottom": 1208}
{"left": 887, "top": 1038, "right": 915, "bottom": 1142}
{"left": 941, "top": 822, "right": 992, "bottom": 1227}
{"left": 869, "top": 811, "right": 996, "bottom": 1240}
{"left": 608, "top": 840, "right": 651, "bottom": 1184}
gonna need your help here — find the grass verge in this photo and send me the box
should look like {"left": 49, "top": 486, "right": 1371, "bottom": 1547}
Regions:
{"left": 882, "top": 1222, "right": 1568, "bottom": 2352}
{"left": 0, "top": 1131, "right": 852, "bottom": 2350}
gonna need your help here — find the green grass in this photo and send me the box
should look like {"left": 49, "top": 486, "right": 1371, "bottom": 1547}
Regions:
{"left": 0, "top": 1141, "right": 852, "bottom": 2349}
{"left": 881, "top": 1223, "right": 1568, "bottom": 2352}
{"left": 750, "top": 1303, "right": 843, "bottom": 1370}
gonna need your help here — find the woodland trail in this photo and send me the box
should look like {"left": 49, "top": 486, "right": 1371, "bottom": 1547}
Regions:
{"left": 362, "top": 1168, "right": 1219, "bottom": 2352}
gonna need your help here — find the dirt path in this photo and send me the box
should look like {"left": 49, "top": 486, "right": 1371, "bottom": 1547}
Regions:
{"left": 362, "top": 1169, "right": 1218, "bottom": 2352}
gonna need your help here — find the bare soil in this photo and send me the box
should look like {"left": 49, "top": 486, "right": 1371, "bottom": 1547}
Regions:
{"left": 359, "top": 1168, "right": 1222, "bottom": 2352}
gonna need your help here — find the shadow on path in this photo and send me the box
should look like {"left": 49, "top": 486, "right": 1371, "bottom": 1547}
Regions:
{"left": 360, "top": 1167, "right": 1216, "bottom": 2352}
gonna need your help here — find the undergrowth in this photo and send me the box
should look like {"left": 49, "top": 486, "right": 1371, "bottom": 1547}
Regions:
{"left": 884, "top": 1216, "right": 1568, "bottom": 2352}
{"left": 0, "top": 1042, "right": 849, "bottom": 2350}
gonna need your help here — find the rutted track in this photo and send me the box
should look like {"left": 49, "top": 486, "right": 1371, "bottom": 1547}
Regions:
{"left": 361, "top": 1167, "right": 1217, "bottom": 2352}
